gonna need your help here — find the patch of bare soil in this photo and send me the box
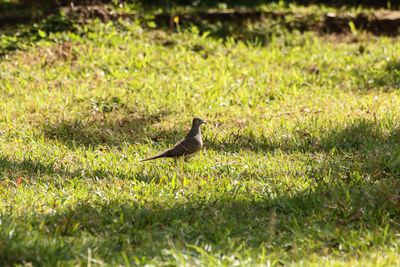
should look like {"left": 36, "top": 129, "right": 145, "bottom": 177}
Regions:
{"left": 1, "top": 4, "right": 399, "bottom": 36}
{"left": 324, "top": 10, "right": 400, "bottom": 35}
{"left": 155, "top": 10, "right": 400, "bottom": 36}
{"left": 9, "top": 42, "right": 80, "bottom": 68}
{"left": 59, "top": 4, "right": 110, "bottom": 22}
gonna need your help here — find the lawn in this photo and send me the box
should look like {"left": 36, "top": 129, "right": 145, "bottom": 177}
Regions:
{"left": 1, "top": 2, "right": 400, "bottom": 266}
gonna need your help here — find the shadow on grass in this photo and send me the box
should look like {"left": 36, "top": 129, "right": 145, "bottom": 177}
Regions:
{"left": 1, "top": 179, "right": 399, "bottom": 265}
{"left": 9, "top": 117, "right": 400, "bottom": 181}
{"left": 40, "top": 111, "right": 181, "bottom": 149}
{"left": 39, "top": 114, "right": 400, "bottom": 181}
{"left": 0, "top": 153, "right": 161, "bottom": 183}
{"left": 207, "top": 117, "right": 400, "bottom": 153}
{"left": 0, "top": 13, "right": 77, "bottom": 55}
{"left": 2, "top": 116, "right": 400, "bottom": 264}
{"left": 0, "top": 155, "right": 76, "bottom": 179}
{"left": 206, "top": 117, "right": 400, "bottom": 178}
{"left": 2, "top": 0, "right": 398, "bottom": 56}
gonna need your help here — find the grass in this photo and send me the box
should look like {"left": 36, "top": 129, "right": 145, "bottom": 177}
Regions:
{"left": 1, "top": 5, "right": 400, "bottom": 265}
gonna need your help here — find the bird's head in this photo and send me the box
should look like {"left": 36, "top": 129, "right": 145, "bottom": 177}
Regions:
{"left": 192, "top": 117, "right": 206, "bottom": 127}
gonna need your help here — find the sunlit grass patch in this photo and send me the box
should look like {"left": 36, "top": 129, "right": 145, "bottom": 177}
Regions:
{"left": 0, "top": 11, "right": 400, "bottom": 266}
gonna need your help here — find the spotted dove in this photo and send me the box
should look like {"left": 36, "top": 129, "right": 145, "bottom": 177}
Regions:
{"left": 140, "top": 118, "right": 206, "bottom": 162}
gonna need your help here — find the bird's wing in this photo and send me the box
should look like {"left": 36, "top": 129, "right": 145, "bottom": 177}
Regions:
{"left": 141, "top": 133, "right": 202, "bottom": 162}
{"left": 161, "top": 136, "right": 200, "bottom": 157}
{"left": 179, "top": 136, "right": 202, "bottom": 153}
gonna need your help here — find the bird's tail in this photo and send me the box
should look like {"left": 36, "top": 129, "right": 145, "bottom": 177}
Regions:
{"left": 140, "top": 153, "right": 164, "bottom": 162}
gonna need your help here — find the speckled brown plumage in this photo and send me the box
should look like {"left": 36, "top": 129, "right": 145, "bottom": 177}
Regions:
{"left": 140, "top": 118, "right": 206, "bottom": 162}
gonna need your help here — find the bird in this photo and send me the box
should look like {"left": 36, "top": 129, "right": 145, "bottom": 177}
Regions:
{"left": 140, "top": 118, "right": 206, "bottom": 162}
